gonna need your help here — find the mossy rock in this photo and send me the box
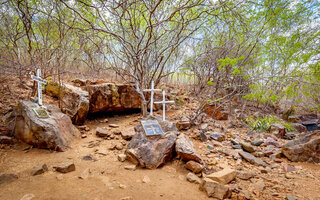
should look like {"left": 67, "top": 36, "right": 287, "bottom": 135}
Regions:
{"left": 45, "top": 81, "right": 65, "bottom": 99}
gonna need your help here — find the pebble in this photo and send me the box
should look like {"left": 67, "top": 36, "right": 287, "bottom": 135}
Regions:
{"left": 124, "top": 165, "right": 137, "bottom": 171}
{"left": 20, "top": 193, "right": 35, "bottom": 200}
{"left": 117, "top": 154, "right": 126, "bottom": 162}
{"left": 142, "top": 175, "right": 150, "bottom": 183}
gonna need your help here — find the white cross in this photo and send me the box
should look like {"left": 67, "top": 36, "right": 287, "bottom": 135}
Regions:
{"left": 154, "top": 91, "right": 174, "bottom": 121}
{"left": 143, "top": 81, "right": 161, "bottom": 116}
{"left": 31, "top": 69, "right": 47, "bottom": 107}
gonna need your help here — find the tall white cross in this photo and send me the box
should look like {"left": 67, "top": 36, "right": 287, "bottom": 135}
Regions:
{"left": 143, "top": 81, "right": 161, "bottom": 116}
{"left": 154, "top": 91, "right": 174, "bottom": 121}
{"left": 31, "top": 69, "right": 47, "bottom": 107}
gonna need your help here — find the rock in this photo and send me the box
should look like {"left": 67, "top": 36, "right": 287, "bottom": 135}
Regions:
{"left": 240, "top": 190, "right": 250, "bottom": 200}
{"left": 176, "top": 120, "right": 191, "bottom": 130}
{"left": 0, "top": 173, "right": 18, "bottom": 185}
{"left": 283, "top": 132, "right": 297, "bottom": 140}
{"left": 62, "top": 84, "right": 89, "bottom": 125}
{"left": 0, "top": 135, "right": 15, "bottom": 144}
{"left": 200, "top": 178, "right": 231, "bottom": 199}
{"left": 115, "top": 143, "right": 124, "bottom": 150}
{"left": 270, "top": 124, "right": 286, "bottom": 138}
{"left": 142, "top": 175, "right": 150, "bottom": 183}
{"left": 79, "top": 168, "right": 91, "bottom": 179}
{"left": 251, "top": 140, "right": 263, "bottom": 146}
{"left": 209, "top": 132, "right": 225, "bottom": 142}
{"left": 20, "top": 193, "right": 35, "bottom": 200}
{"left": 186, "top": 172, "right": 201, "bottom": 184}
{"left": 31, "top": 164, "right": 48, "bottom": 176}
{"left": 282, "top": 130, "right": 320, "bottom": 162}
{"left": 286, "top": 195, "right": 298, "bottom": 200}
{"left": 283, "top": 164, "right": 296, "bottom": 173}
{"left": 205, "top": 167, "right": 236, "bottom": 184}
{"left": 292, "top": 123, "right": 307, "bottom": 133}
{"left": 125, "top": 118, "right": 178, "bottom": 169}
{"left": 176, "top": 134, "right": 202, "bottom": 163}
{"left": 118, "top": 154, "right": 126, "bottom": 162}
{"left": 232, "top": 145, "right": 242, "bottom": 149}
{"left": 82, "top": 154, "right": 95, "bottom": 161}
{"left": 265, "top": 137, "right": 281, "bottom": 148}
{"left": 302, "top": 120, "right": 319, "bottom": 131}
{"left": 96, "top": 127, "right": 110, "bottom": 138}
{"left": 119, "top": 184, "right": 127, "bottom": 189}
{"left": 124, "top": 165, "right": 137, "bottom": 171}
{"left": 55, "top": 162, "right": 75, "bottom": 173}
{"left": 200, "top": 123, "right": 208, "bottom": 130}
{"left": 185, "top": 160, "right": 204, "bottom": 173}
{"left": 288, "top": 116, "right": 300, "bottom": 123}
{"left": 121, "top": 128, "right": 136, "bottom": 140}
{"left": 236, "top": 171, "right": 255, "bottom": 180}
{"left": 239, "top": 141, "right": 255, "bottom": 153}
{"left": 239, "top": 151, "right": 268, "bottom": 167}
{"left": 109, "top": 124, "right": 119, "bottom": 128}
{"left": 6, "top": 101, "right": 79, "bottom": 151}
{"left": 87, "top": 83, "right": 141, "bottom": 114}
{"left": 230, "top": 139, "right": 239, "bottom": 145}
{"left": 200, "top": 131, "right": 208, "bottom": 142}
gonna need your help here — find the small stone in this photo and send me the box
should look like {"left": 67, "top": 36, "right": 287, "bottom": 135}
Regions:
{"left": 55, "top": 162, "right": 75, "bottom": 173}
{"left": 285, "top": 173, "right": 297, "bottom": 179}
{"left": 176, "top": 120, "right": 191, "bottom": 130}
{"left": 239, "top": 141, "right": 255, "bottom": 153}
{"left": 79, "top": 168, "right": 91, "bottom": 179}
{"left": 20, "top": 193, "right": 35, "bottom": 200}
{"left": 239, "top": 151, "right": 268, "bottom": 167}
{"left": 186, "top": 172, "right": 201, "bottom": 184}
{"left": 124, "top": 165, "right": 136, "bottom": 171}
{"left": 121, "top": 129, "right": 136, "bottom": 140}
{"left": 120, "top": 197, "right": 133, "bottom": 200}
{"left": 31, "top": 164, "right": 48, "bottom": 176}
{"left": 117, "top": 154, "right": 126, "bottom": 162}
{"left": 200, "top": 131, "right": 208, "bottom": 142}
{"left": 82, "top": 154, "right": 94, "bottom": 161}
{"left": 200, "top": 123, "right": 208, "bottom": 130}
{"left": 142, "top": 175, "right": 150, "bottom": 183}
{"left": 0, "top": 173, "right": 18, "bottom": 185}
{"left": 56, "top": 174, "right": 63, "bottom": 180}
{"left": 270, "top": 124, "right": 286, "bottom": 138}
{"left": 230, "top": 139, "right": 239, "bottom": 145}
{"left": 209, "top": 132, "right": 225, "bottom": 142}
{"left": 185, "top": 160, "right": 204, "bottom": 174}
{"left": 241, "top": 190, "right": 250, "bottom": 199}
{"left": 286, "top": 195, "right": 298, "bottom": 200}
{"left": 119, "top": 184, "right": 127, "bottom": 189}
{"left": 115, "top": 143, "right": 124, "bottom": 150}
{"left": 113, "top": 129, "right": 122, "bottom": 135}
{"left": 109, "top": 124, "right": 119, "bottom": 128}
{"left": 207, "top": 144, "right": 214, "bottom": 150}
{"left": 103, "top": 119, "right": 109, "bottom": 123}
{"left": 232, "top": 145, "right": 242, "bottom": 149}
{"left": 205, "top": 167, "right": 236, "bottom": 184}
{"left": 81, "top": 134, "right": 87, "bottom": 138}
{"left": 236, "top": 171, "right": 255, "bottom": 180}
{"left": 251, "top": 140, "right": 263, "bottom": 146}
{"left": 96, "top": 127, "right": 110, "bottom": 137}
{"left": 283, "top": 164, "right": 296, "bottom": 173}
{"left": 200, "top": 178, "right": 231, "bottom": 199}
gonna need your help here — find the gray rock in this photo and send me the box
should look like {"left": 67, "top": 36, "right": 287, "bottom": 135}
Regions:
{"left": 292, "top": 123, "right": 307, "bottom": 133}
{"left": 186, "top": 172, "right": 201, "bottom": 184}
{"left": 236, "top": 171, "right": 255, "bottom": 180}
{"left": 200, "top": 178, "right": 231, "bottom": 199}
{"left": 282, "top": 130, "right": 320, "bottom": 163}
{"left": 209, "top": 132, "right": 225, "bottom": 142}
{"left": 230, "top": 139, "right": 239, "bottom": 145}
{"left": 251, "top": 140, "right": 263, "bottom": 146}
{"left": 239, "top": 141, "right": 255, "bottom": 153}
{"left": 31, "top": 164, "right": 48, "bottom": 176}
{"left": 239, "top": 151, "right": 268, "bottom": 167}
{"left": 232, "top": 145, "right": 242, "bottom": 149}
{"left": 96, "top": 127, "right": 110, "bottom": 137}
{"left": 200, "top": 131, "right": 208, "bottom": 142}
{"left": 109, "top": 124, "right": 119, "bottom": 128}
{"left": 55, "top": 162, "right": 75, "bottom": 173}
{"left": 176, "top": 134, "right": 202, "bottom": 163}
{"left": 6, "top": 101, "right": 79, "bottom": 151}
{"left": 286, "top": 196, "right": 297, "bottom": 200}
{"left": 125, "top": 121, "right": 177, "bottom": 169}
{"left": 121, "top": 128, "right": 136, "bottom": 140}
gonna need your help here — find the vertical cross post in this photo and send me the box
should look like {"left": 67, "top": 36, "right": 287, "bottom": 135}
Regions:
{"left": 143, "top": 81, "right": 161, "bottom": 116}
{"left": 154, "top": 91, "right": 174, "bottom": 121}
{"left": 31, "top": 69, "right": 47, "bottom": 107}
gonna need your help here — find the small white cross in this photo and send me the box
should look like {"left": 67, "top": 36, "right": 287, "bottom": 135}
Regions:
{"left": 143, "top": 81, "right": 161, "bottom": 116}
{"left": 31, "top": 69, "right": 47, "bottom": 107}
{"left": 154, "top": 91, "right": 174, "bottom": 121}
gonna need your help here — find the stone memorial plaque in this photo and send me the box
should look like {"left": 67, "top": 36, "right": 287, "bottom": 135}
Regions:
{"left": 32, "top": 108, "right": 49, "bottom": 118}
{"left": 141, "top": 120, "right": 164, "bottom": 136}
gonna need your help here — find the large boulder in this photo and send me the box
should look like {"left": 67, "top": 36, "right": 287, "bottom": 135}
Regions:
{"left": 87, "top": 83, "right": 141, "bottom": 113}
{"left": 175, "top": 134, "right": 202, "bottom": 163}
{"left": 125, "top": 119, "right": 178, "bottom": 169}
{"left": 62, "top": 84, "right": 89, "bottom": 125}
{"left": 5, "top": 101, "right": 79, "bottom": 151}
{"left": 282, "top": 130, "right": 320, "bottom": 163}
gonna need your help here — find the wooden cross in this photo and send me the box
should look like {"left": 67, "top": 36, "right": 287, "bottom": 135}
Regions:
{"left": 143, "top": 81, "right": 161, "bottom": 116}
{"left": 31, "top": 69, "right": 47, "bottom": 107}
{"left": 154, "top": 91, "right": 174, "bottom": 121}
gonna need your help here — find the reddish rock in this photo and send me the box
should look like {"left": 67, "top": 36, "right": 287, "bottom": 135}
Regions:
{"left": 185, "top": 161, "right": 204, "bottom": 173}
{"left": 270, "top": 124, "right": 286, "bottom": 138}
{"left": 203, "top": 104, "right": 228, "bottom": 120}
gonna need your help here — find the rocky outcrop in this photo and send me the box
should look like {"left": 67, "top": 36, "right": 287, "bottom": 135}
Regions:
{"left": 175, "top": 134, "right": 202, "bottom": 163}
{"left": 282, "top": 130, "right": 320, "bottom": 163}
{"left": 87, "top": 83, "right": 141, "bottom": 113}
{"left": 6, "top": 101, "right": 79, "bottom": 151}
{"left": 62, "top": 84, "right": 89, "bottom": 125}
{"left": 125, "top": 119, "right": 177, "bottom": 169}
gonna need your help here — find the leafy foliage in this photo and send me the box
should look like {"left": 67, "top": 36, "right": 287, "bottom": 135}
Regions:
{"left": 244, "top": 115, "right": 296, "bottom": 132}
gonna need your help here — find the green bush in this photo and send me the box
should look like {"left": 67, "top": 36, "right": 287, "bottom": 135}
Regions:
{"left": 244, "top": 115, "right": 296, "bottom": 132}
